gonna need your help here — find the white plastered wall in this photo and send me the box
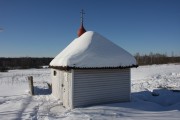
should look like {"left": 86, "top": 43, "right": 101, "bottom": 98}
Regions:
{"left": 51, "top": 69, "right": 63, "bottom": 99}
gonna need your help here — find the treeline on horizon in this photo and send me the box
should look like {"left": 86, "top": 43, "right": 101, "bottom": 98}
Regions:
{"left": 0, "top": 57, "right": 53, "bottom": 72}
{"left": 0, "top": 53, "right": 180, "bottom": 72}
{"left": 135, "top": 52, "right": 180, "bottom": 65}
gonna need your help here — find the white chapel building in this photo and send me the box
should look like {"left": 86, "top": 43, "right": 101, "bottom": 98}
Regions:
{"left": 50, "top": 11, "right": 138, "bottom": 109}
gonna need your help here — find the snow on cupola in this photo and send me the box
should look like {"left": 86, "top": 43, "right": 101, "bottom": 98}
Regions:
{"left": 77, "top": 9, "right": 86, "bottom": 37}
{"left": 50, "top": 31, "right": 138, "bottom": 69}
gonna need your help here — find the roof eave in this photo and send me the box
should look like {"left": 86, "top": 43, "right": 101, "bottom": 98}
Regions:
{"left": 49, "top": 64, "right": 138, "bottom": 71}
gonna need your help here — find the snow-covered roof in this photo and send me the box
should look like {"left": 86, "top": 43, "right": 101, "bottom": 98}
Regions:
{"left": 50, "top": 31, "right": 137, "bottom": 69}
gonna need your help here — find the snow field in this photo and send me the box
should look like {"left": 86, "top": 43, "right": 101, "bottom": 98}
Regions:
{"left": 0, "top": 64, "right": 180, "bottom": 120}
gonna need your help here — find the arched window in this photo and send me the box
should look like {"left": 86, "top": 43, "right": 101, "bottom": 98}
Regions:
{"left": 54, "top": 71, "right": 57, "bottom": 76}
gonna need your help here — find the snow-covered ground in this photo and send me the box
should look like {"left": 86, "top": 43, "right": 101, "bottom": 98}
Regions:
{"left": 0, "top": 64, "right": 180, "bottom": 120}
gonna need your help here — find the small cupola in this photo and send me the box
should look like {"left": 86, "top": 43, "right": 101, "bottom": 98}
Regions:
{"left": 77, "top": 9, "right": 86, "bottom": 37}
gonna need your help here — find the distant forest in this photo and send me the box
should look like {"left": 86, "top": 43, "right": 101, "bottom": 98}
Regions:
{"left": 135, "top": 52, "right": 180, "bottom": 65}
{"left": 0, "top": 57, "right": 52, "bottom": 72}
{"left": 0, "top": 53, "right": 180, "bottom": 72}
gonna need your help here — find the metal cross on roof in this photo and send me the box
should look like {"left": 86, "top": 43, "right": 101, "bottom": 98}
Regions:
{"left": 80, "top": 9, "right": 85, "bottom": 25}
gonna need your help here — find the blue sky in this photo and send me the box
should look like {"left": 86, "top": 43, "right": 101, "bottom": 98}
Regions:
{"left": 0, "top": 0, "right": 180, "bottom": 57}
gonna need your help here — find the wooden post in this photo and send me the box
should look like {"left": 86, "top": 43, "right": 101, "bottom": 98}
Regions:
{"left": 28, "top": 76, "right": 34, "bottom": 95}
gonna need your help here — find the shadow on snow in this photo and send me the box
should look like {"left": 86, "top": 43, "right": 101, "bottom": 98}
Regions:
{"left": 33, "top": 86, "right": 52, "bottom": 95}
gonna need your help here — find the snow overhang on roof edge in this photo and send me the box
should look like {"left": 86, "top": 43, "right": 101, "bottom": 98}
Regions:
{"left": 49, "top": 64, "right": 138, "bottom": 70}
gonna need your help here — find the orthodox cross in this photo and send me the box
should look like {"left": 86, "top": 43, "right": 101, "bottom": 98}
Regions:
{"left": 80, "top": 9, "right": 85, "bottom": 25}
